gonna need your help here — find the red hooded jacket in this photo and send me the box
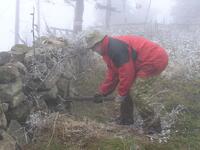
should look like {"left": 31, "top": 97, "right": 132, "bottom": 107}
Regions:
{"left": 98, "top": 35, "right": 168, "bottom": 97}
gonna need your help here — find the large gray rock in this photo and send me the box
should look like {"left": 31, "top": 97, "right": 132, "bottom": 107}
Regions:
{"left": 0, "top": 130, "right": 16, "bottom": 150}
{"left": 0, "top": 64, "right": 20, "bottom": 84}
{"left": 0, "top": 79, "right": 24, "bottom": 108}
{"left": 12, "top": 92, "right": 25, "bottom": 108}
{"left": 24, "top": 47, "right": 60, "bottom": 91}
{"left": 6, "top": 100, "right": 32, "bottom": 123}
{"left": 39, "top": 37, "right": 67, "bottom": 48}
{"left": 0, "top": 52, "right": 11, "bottom": 66}
{"left": 12, "top": 62, "right": 27, "bottom": 84}
{"left": 12, "top": 62, "right": 27, "bottom": 76}
{"left": 0, "top": 108, "right": 7, "bottom": 129}
{"left": 0, "top": 79, "right": 22, "bottom": 96}
{"left": 0, "top": 103, "right": 9, "bottom": 113}
{"left": 11, "top": 44, "right": 31, "bottom": 63}
{"left": 26, "top": 68, "right": 61, "bottom": 92}
{"left": 7, "top": 120, "right": 30, "bottom": 145}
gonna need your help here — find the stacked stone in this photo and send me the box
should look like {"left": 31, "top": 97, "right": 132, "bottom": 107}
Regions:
{"left": 0, "top": 36, "right": 88, "bottom": 149}
{"left": 0, "top": 51, "right": 27, "bottom": 150}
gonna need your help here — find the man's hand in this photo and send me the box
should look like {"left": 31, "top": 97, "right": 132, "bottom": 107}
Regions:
{"left": 93, "top": 93, "right": 104, "bottom": 103}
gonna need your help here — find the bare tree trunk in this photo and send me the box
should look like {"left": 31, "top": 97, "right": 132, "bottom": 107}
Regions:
{"left": 36, "top": 0, "right": 40, "bottom": 37}
{"left": 15, "top": 0, "right": 20, "bottom": 44}
{"left": 145, "top": 0, "right": 151, "bottom": 23}
{"left": 73, "top": 0, "right": 84, "bottom": 34}
{"left": 122, "top": 0, "right": 127, "bottom": 24}
{"left": 105, "top": 0, "right": 111, "bottom": 29}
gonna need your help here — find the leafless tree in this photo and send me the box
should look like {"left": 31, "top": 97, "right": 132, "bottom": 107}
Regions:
{"left": 73, "top": 0, "right": 84, "bottom": 33}
{"left": 64, "top": 0, "right": 85, "bottom": 33}
{"left": 15, "top": 0, "right": 20, "bottom": 44}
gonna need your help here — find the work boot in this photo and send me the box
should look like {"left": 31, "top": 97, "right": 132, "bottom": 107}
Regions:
{"left": 117, "top": 95, "right": 134, "bottom": 125}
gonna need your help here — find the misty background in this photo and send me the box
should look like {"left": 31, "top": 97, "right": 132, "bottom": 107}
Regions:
{"left": 0, "top": 0, "right": 199, "bottom": 51}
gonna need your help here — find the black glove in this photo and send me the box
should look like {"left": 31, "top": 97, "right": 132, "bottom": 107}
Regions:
{"left": 93, "top": 93, "right": 104, "bottom": 103}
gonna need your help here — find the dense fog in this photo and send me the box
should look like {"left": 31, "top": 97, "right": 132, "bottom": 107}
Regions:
{"left": 1, "top": 0, "right": 193, "bottom": 50}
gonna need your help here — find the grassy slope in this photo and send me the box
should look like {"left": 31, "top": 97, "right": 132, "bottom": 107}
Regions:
{"left": 23, "top": 72, "right": 200, "bottom": 150}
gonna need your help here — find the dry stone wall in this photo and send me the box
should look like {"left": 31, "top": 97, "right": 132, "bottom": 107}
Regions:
{"left": 0, "top": 35, "right": 93, "bottom": 149}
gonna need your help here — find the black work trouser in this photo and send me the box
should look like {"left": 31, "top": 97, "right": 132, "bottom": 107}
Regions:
{"left": 119, "top": 95, "right": 134, "bottom": 125}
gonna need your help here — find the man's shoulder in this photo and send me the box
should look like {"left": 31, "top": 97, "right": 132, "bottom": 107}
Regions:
{"left": 112, "top": 35, "right": 145, "bottom": 41}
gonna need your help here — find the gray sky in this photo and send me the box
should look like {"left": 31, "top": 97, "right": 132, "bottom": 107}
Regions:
{"left": 0, "top": 0, "right": 174, "bottom": 51}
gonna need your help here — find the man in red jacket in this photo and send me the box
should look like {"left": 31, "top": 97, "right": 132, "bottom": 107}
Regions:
{"left": 85, "top": 31, "right": 168, "bottom": 127}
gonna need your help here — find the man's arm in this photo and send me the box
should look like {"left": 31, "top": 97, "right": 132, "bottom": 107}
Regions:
{"left": 99, "top": 65, "right": 119, "bottom": 96}
{"left": 107, "top": 37, "right": 136, "bottom": 96}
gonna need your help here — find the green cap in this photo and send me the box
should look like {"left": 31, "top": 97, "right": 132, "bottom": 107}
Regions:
{"left": 85, "top": 30, "right": 106, "bottom": 49}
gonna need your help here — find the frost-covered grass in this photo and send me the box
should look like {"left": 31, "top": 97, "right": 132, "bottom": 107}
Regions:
{"left": 23, "top": 76, "right": 200, "bottom": 150}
